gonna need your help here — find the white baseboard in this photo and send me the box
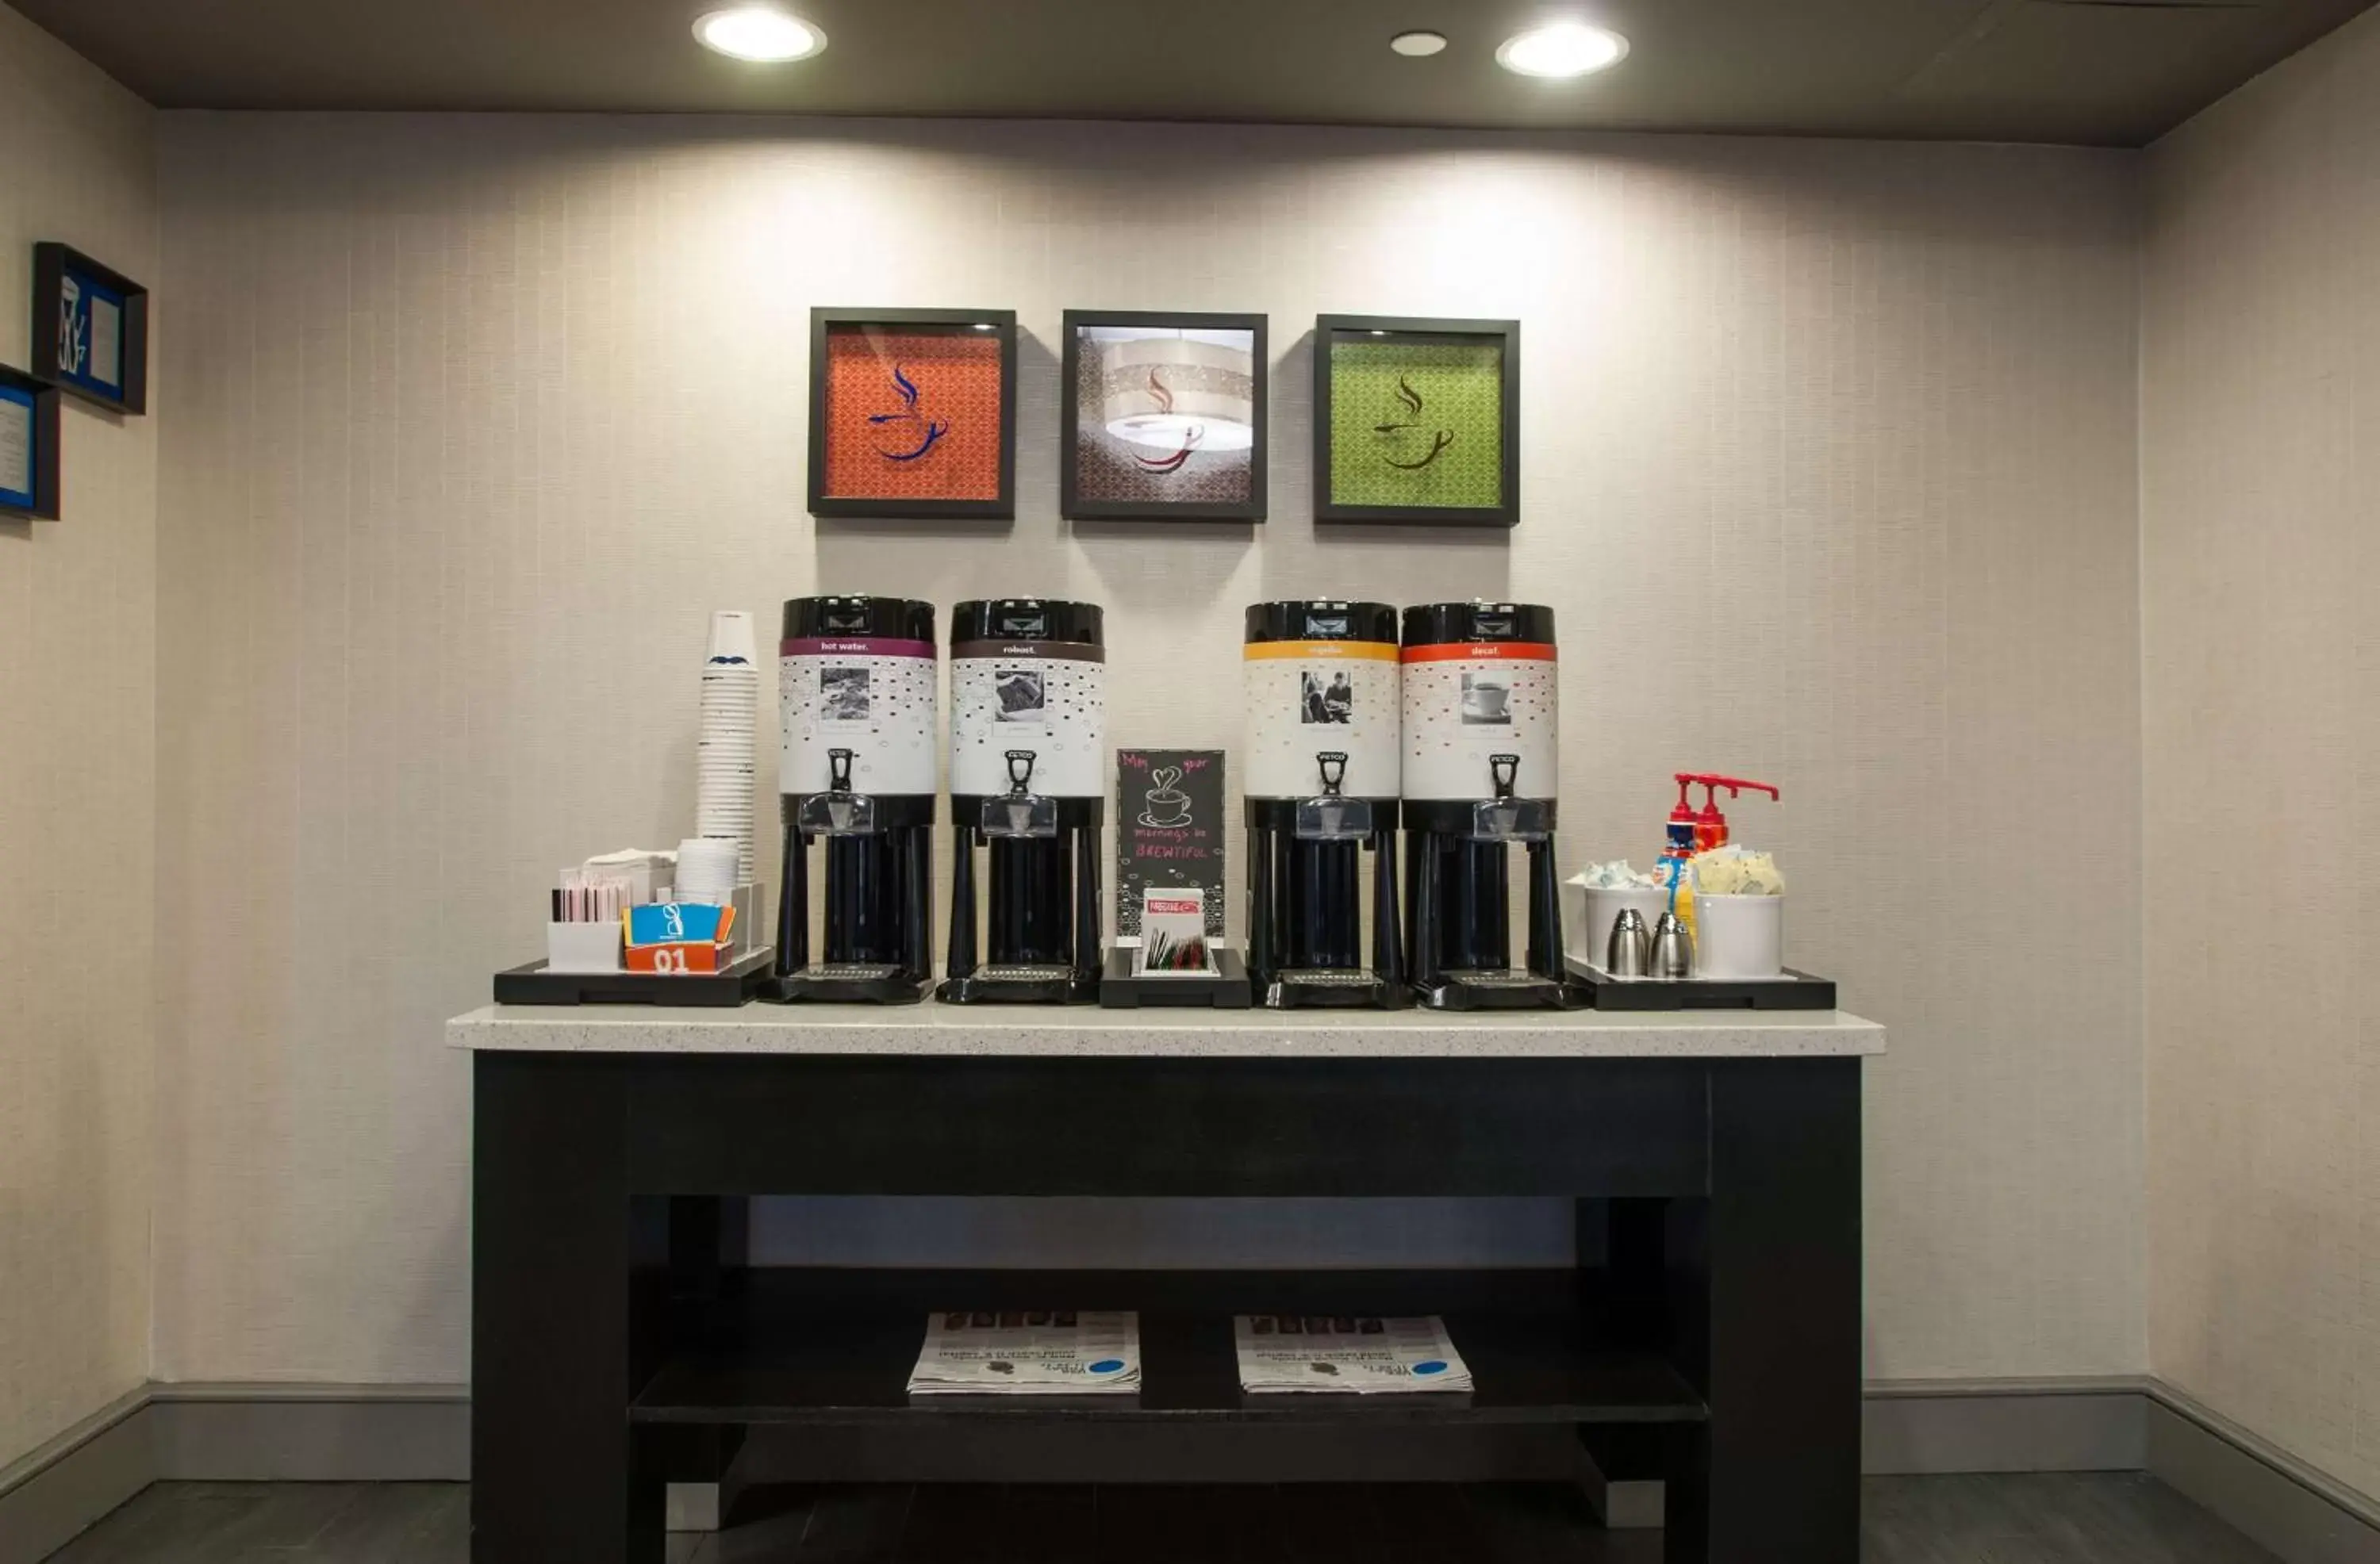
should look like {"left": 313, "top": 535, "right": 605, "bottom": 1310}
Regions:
{"left": 2145, "top": 1384, "right": 2380, "bottom": 1564}
{"left": 1864, "top": 1375, "right": 2148, "bottom": 1474}
{"left": 0, "top": 1389, "right": 152, "bottom": 1564}
{"left": 5, "top": 1378, "right": 2374, "bottom": 1562}
{"left": 145, "top": 1382, "right": 468, "bottom": 1483}
{"left": 0, "top": 1383, "right": 467, "bottom": 1562}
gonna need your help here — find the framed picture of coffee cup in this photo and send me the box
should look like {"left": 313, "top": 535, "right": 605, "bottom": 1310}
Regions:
{"left": 33, "top": 243, "right": 149, "bottom": 416}
{"left": 1061, "top": 310, "right": 1267, "bottom": 522}
{"left": 808, "top": 308, "right": 1016, "bottom": 520}
{"left": 0, "top": 363, "right": 62, "bottom": 521}
{"left": 1313, "top": 315, "right": 1518, "bottom": 527}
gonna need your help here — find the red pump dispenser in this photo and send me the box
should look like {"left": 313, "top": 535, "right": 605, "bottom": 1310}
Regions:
{"left": 1676, "top": 773, "right": 1780, "bottom": 853}
{"left": 1666, "top": 776, "right": 1702, "bottom": 850}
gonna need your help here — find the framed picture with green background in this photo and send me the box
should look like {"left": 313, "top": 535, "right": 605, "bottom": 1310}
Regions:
{"left": 1313, "top": 315, "right": 1518, "bottom": 527}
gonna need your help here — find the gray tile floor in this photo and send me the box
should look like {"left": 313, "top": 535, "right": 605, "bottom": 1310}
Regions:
{"left": 41, "top": 1473, "right": 2281, "bottom": 1562}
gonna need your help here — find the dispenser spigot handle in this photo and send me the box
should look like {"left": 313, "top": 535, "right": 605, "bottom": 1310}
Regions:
{"left": 1470, "top": 758, "right": 1549, "bottom": 843}
{"left": 798, "top": 748, "right": 879, "bottom": 836}
{"left": 983, "top": 751, "right": 1058, "bottom": 839}
{"left": 1316, "top": 752, "right": 1349, "bottom": 797}
{"left": 1004, "top": 749, "right": 1038, "bottom": 795}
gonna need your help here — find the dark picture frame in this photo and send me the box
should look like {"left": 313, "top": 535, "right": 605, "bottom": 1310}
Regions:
{"left": 1312, "top": 315, "right": 1519, "bottom": 527}
{"left": 33, "top": 243, "right": 149, "bottom": 416}
{"left": 808, "top": 308, "right": 1017, "bottom": 520}
{"left": 1061, "top": 310, "right": 1268, "bottom": 523}
{"left": 0, "top": 362, "right": 63, "bottom": 521}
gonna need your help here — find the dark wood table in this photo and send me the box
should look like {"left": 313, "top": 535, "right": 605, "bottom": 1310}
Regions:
{"left": 455, "top": 1007, "right": 1871, "bottom": 1562}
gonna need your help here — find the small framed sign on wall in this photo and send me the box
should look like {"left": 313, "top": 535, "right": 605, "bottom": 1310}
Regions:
{"left": 1313, "top": 315, "right": 1519, "bottom": 527}
{"left": 808, "top": 308, "right": 1017, "bottom": 520}
{"left": 33, "top": 243, "right": 149, "bottom": 416}
{"left": 0, "top": 363, "right": 62, "bottom": 520}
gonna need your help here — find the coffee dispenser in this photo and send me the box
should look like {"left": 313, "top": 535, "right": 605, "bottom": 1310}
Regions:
{"left": 940, "top": 599, "right": 1107, "bottom": 1003}
{"left": 1242, "top": 600, "right": 1406, "bottom": 1007}
{"left": 1400, "top": 601, "right": 1572, "bottom": 1009}
{"left": 769, "top": 596, "right": 939, "bottom": 1003}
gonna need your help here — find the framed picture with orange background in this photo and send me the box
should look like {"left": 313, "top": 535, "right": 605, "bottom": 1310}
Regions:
{"left": 808, "top": 308, "right": 1017, "bottom": 519}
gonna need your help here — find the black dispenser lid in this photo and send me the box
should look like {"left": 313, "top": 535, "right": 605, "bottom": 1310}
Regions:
{"left": 1400, "top": 600, "right": 1557, "bottom": 649}
{"left": 782, "top": 596, "right": 936, "bottom": 642}
{"left": 1244, "top": 600, "right": 1399, "bottom": 646}
{"left": 950, "top": 599, "right": 1104, "bottom": 647}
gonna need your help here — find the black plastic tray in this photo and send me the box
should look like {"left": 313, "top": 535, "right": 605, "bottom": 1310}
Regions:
{"left": 1563, "top": 956, "right": 1836, "bottom": 1011}
{"left": 493, "top": 947, "right": 777, "bottom": 1007}
{"left": 1100, "top": 947, "right": 1252, "bottom": 1009}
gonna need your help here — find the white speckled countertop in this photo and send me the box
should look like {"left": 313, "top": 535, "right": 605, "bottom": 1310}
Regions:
{"left": 446, "top": 1000, "right": 1883, "bottom": 1058}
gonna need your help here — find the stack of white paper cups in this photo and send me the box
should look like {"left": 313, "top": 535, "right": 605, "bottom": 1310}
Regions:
{"left": 675, "top": 837, "right": 740, "bottom": 907}
{"left": 697, "top": 610, "right": 759, "bottom": 885}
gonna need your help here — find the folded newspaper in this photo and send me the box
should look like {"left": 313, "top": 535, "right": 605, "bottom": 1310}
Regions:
{"left": 1234, "top": 1314, "right": 1474, "bottom": 1393}
{"left": 906, "top": 1310, "right": 1142, "bottom": 1396}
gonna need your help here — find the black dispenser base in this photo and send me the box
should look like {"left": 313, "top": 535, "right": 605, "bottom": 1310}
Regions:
{"left": 1252, "top": 968, "right": 1412, "bottom": 1010}
{"left": 762, "top": 967, "right": 933, "bottom": 1006}
{"left": 938, "top": 966, "right": 1103, "bottom": 1005}
{"left": 1411, "top": 969, "right": 1585, "bottom": 1011}
{"left": 939, "top": 809, "right": 1107, "bottom": 1007}
{"left": 1100, "top": 947, "right": 1252, "bottom": 1008}
{"left": 770, "top": 800, "right": 939, "bottom": 1010}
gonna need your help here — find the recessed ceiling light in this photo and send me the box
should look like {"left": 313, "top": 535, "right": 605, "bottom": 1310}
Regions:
{"left": 1390, "top": 30, "right": 1449, "bottom": 57}
{"left": 693, "top": 6, "right": 826, "bottom": 63}
{"left": 1495, "top": 21, "right": 1628, "bottom": 79}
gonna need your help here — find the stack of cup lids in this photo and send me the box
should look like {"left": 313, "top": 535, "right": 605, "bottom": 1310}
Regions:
{"left": 697, "top": 610, "right": 759, "bottom": 884}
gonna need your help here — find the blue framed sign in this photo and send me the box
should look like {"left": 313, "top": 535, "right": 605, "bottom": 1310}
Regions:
{"left": 33, "top": 243, "right": 148, "bottom": 416}
{"left": 0, "top": 363, "right": 61, "bottom": 520}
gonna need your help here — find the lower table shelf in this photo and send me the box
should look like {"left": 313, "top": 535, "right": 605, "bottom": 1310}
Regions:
{"left": 699, "top": 1480, "right": 1648, "bottom": 1563}
{"left": 631, "top": 1267, "right": 1705, "bottom": 1429}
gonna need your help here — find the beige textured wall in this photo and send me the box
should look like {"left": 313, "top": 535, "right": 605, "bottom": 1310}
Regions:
{"left": 2142, "top": 6, "right": 2380, "bottom": 1502}
{"left": 152, "top": 114, "right": 2144, "bottom": 1386}
{"left": 0, "top": 4, "right": 157, "bottom": 1467}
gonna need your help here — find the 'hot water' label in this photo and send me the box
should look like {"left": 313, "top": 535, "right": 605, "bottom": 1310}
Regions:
{"left": 779, "top": 636, "right": 939, "bottom": 798}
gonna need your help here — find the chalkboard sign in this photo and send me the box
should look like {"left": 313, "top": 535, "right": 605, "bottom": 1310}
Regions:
{"left": 1115, "top": 749, "right": 1226, "bottom": 940}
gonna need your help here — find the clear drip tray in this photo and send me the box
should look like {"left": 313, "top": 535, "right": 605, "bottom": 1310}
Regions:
{"left": 1293, "top": 796, "right": 1373, "bottom": 841}
{"left": 795, "top": 792, "right": 879, "bottom": 836}
{"left": 980, "top": 794, "right": 1058, "bottom": 839}
{"left": 1468, "top": 798, "right": 1550, "bottom": 843}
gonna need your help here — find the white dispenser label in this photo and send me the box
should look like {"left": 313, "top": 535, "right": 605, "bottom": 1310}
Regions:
{"left": 1242, "top": 641, "right": 1400, "bottom": 801}
{"left": 778, "top": 638, "right": 939, "bottom": 797}
{"left": 1400, "top": 646, "right": 1558, "bottom": 802}
{"left": 950, "top": 643, "right": 1107, "bottom": 799}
